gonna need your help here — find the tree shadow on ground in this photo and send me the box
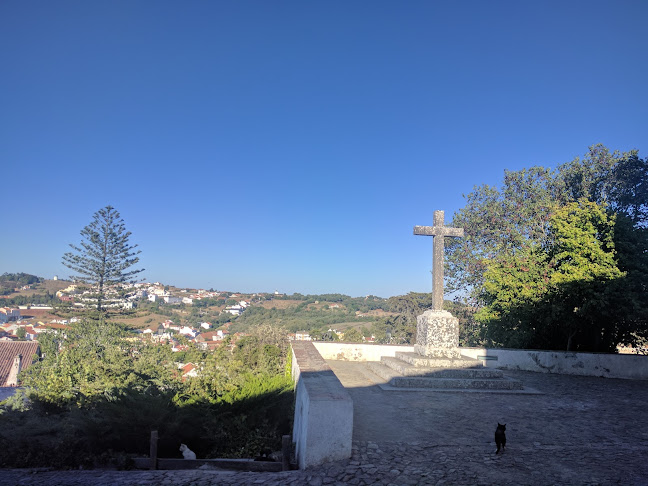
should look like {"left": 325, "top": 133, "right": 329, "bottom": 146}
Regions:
{"left": 0, "top": 385, "right": 294, "bottom": 469}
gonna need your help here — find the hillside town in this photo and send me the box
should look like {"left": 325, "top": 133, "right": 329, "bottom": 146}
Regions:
{"left": 0, "top": 281, "right": 371, "bottom": 387}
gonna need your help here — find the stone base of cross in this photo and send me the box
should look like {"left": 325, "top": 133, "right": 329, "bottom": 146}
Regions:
{"left": 414, "top": 309, "right": 461, "bottom": 359}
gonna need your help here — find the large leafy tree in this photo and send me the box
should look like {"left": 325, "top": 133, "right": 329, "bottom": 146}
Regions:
{"left": 547, "top": 201, "right": 626, "bottom": 351}
{"left": 477, "top": 200, "right": 627, "bottom": 351}
{"left": 62, "top": 206, "right": 143, "bottom": 312}
{"left": 447, "top": 145, "right": 648, "bottom": 351}
{"left": 446, "top": 166, "right": 560, "bottom": 301}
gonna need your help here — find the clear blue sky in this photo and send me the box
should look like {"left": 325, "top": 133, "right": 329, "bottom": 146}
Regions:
{"left": 1, "top": 1, "right": 646, "bottom": 297}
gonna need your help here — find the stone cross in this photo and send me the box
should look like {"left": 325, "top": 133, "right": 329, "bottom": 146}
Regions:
{"left": 414, "top": 210, "right": 464, "bottom": 311}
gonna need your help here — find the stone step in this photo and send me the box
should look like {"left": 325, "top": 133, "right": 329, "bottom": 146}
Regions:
{"left": 365, "top": 361, "right": 523, "bottom": 391}
{"left": 390, "top": 375, "right": 523, "bottom": 390}
{"left": 366, "top": 360, "right": 403, "bottom": 382}
{"left": 379, "top": 357, "right": 504, "bottom": 379}
{"left": 394, "top": 351, "right": 484, "bottom": 369}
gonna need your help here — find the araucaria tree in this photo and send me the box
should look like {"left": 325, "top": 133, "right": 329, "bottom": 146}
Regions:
{"left": 63, "top": 206, "right": 144, "bottom": 312}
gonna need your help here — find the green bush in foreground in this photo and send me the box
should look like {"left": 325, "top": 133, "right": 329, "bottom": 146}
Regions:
{"left": 0, "top": 319, "right": 293, "bottom": 468}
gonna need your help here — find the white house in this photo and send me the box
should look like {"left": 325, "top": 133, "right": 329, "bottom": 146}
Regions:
{"left": 225, "top": 305, "right": 244, "bottom": 316}
{"left": 294, "top": 331, "right": 312, "bottom": 341}
{"left": 179, "top": 326, "right": 198, "bottom": 338}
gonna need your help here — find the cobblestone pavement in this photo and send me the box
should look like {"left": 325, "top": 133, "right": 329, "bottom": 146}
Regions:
{"left": 2, "top": 365, "right": 648, "bottom": 485}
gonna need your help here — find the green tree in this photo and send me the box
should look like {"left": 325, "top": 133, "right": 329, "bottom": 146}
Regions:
{"left": 610, "top": 213, "right": 648, "bottom": 346}
{"left": 341, "top": 328, "right": 363, "bottom": 342}
{"left": 370, "top": 292, "right": 434, "bottom": 344}
{"left": 447, "top": 145, "right": 648, "bottom": 351}
{"left": 547, "top": 200, "right": 625, "bottom": 350}
{"left": 446, "top": 166, "right": 559, "bottom": 303}
{"left": 62, "top": 206, "right": 143, "bottom": 312}
{"left": 476, "top": 200, "right": 627, "bottom": 351}
{"left": 448, "top": 146, "right": 645, "bottom": 304}
{"left": 476, "top": 245, "right": 550, "bottom": 348}
{"left": 608, "top": 153, "right": 648, "bottom": 226}
{"left": 21, "top": 318, "right": 180, "bottom": 407}
{"left": 372, "top": 314, "right": 415, "bottom": 344}
{"left": 0, "top": 272, "right": 43, "bottom": 287}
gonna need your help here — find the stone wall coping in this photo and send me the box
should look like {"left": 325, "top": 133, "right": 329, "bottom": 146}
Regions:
{"left": 462, "top": 346, "right": 648, "bottom": 357}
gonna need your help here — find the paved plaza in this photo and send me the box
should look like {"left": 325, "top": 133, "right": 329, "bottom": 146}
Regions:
{"left": 2, "top": 362, "right": 647, "bottom": 485}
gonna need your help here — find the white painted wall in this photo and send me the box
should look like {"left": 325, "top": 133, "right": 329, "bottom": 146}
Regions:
{"left": 291, "top": 343, "right": 353, "bottom": 469}
{"left": 461, "top": 347, "right": 648, "bottom": 380}
{"left": 313, "top": 342, "right": 648, "bottom": 380}
{"left": 313, "top": 342, "right": 414, "bottom": 361}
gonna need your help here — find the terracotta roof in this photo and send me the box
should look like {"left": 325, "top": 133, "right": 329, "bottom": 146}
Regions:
{"left": 201, "top": 341, "right": 223, "bottom": 350}
{"left": 43, "top": 323, "right": 69, "bottom": 330}
{"left": 197, "top": 331, "right": 224, "bottom": 341}
{"left": 0, "top": 341, "right": 40, "bottom": 386}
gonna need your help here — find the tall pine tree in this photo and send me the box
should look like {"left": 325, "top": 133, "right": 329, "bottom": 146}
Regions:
{"left": 62, "top": 206, "right": 144, "bottom": 312}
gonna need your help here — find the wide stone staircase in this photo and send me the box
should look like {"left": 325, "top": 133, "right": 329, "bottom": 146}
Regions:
{"left": 366, "top": 351, "right": 524, "bottom": 391}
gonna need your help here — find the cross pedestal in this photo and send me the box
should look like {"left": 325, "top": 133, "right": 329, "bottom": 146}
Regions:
{"left": 414, "top": 310, "right": 461, "bottom": 359}
{"left": 413, "top": 210, "right": 463, "bottom": 359}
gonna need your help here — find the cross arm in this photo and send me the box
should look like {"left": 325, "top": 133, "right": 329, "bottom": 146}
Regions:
{"left": 413, "top": 226, "right": 464, "bottom": 237}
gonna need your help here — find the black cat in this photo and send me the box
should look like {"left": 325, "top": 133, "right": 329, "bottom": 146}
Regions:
{"left": 495, "top": 423, "right": 506, "bottom": 454}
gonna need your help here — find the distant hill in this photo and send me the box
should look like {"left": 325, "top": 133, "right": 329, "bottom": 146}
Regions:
{"left": 0, "top": 275, "right": 69, "bottom": 305}
{"left": 0, "top": 272, "right": 43, "bottom": 289}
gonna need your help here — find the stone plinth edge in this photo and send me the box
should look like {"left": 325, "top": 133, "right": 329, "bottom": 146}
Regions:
{"left": 291, "top": 341, "right": 353, "bottom": 469}
{"left": 413, "top": 345, "right": 462, "bottom": 359}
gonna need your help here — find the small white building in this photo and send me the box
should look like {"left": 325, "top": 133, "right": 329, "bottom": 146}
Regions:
{"left": 294, "top": 331, "right": 312, "bottom": 341}
{"left": 225, "top": 305, "right": 244, "bottom": 316}
{"left": 179, "top": 326, "right": 198, "bottom": 338}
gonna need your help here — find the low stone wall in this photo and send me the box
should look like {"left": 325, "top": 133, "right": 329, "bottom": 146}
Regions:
{"left": 312, "top": 342, "right": 648, "bottom": 380}
{"left": 313, "top": 342, "right": 414, "bottom": 361}
{"left": 291, "top": 341, "right": 353, "bottom": 469}
{"left": 132, "top": 457, "right": 282, "bottom": 472}
{"left": 461, "top": 347, "right": 648, "bottom": 380}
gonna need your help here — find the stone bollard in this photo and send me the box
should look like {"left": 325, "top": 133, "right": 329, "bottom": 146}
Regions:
{"left": 282, "top": 435, "right": 291, "bottom": 471}
{"left": 149, "top": 430, "right": 158, "bottom": 470}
